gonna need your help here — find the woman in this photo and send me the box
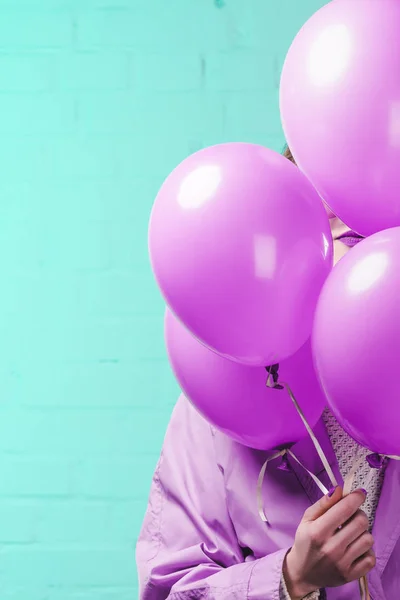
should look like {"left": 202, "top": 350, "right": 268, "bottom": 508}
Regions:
{"left": 136, "top": 147, "right": 398, "bottom": 599}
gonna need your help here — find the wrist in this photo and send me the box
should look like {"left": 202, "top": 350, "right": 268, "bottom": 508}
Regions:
{"left": 283, "top": 549, "right": 317, "bottom": 600}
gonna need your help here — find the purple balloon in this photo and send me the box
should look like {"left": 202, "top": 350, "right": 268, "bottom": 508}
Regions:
{"left": 165, "top": 308, "right": 326, "bottom": 451}
{"left": 313, "top": 227, "right": 400, "bottom": 456}
{"left": 149, "top": 143, "right": 332, "bottom": 367}
{"left": 280, "top": 0, "right": 400, "bottom": 237}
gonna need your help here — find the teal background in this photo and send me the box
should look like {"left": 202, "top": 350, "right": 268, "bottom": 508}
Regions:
{"left": 0, "top": 0, "right": 326, "bottom": 598}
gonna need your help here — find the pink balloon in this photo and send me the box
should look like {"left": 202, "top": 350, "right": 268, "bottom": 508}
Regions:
{"left": 165, "top": 308, "right": 326, "bottom": 451}
{"left": 313, "top": 227, "right": 400, "bottom": 456}
{"left": 280, "top": 0, "right": 400, "bottom": 237}
{"left": 149, "top": 143, "right": 332, "bottom": 366}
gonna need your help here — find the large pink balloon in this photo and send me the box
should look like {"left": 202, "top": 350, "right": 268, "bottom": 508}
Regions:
{"left": 166, "top": 308, "right": 326, "bottom": 451}
{"left": 149, "top": 143, "right": 332, "bottom": 367}
{"left": 313, "top": 227, "right": 400, "bottom": 456}
{"left": 280, "top": 0, "right": 400, "bottom": 237}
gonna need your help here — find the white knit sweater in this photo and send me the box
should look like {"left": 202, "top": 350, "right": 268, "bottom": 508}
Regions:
{"left": 280, "top": 408, "right": 385, "bottom": 599}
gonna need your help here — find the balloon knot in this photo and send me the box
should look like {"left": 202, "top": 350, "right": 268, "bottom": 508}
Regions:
{"left": 366, "top": 453, "right": 388, "bottom": 469}
{"left": 265, "top": 364, "right": 284, "bottom": 389}
{"left": 277, "top": 453, "right": 292, "bottom": 472}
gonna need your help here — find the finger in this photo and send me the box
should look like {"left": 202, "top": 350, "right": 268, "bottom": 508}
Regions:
{"left": 318, "top": 489, "right": 367, "bottom": 534}
{"left": 302, "top": 486, "right": 343, "bottom": 523}
{"left": 334, "top": 510, "right": 369, "bottom": 547}
{"left": 348, "top": 550, "right": 376, "bottom": 580}
{"left": 345, "top": 532, "right": 374, "bottom": 565}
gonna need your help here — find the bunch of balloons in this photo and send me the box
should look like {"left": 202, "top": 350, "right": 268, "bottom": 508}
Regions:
{"left": 149, "top": 144, "right": 331, "bottom": 450}
{"left": 149, "top": 0, "right": 400, "bottom": 456}
{"left": 281, "top": 0, "right": 400, "bottom": 457}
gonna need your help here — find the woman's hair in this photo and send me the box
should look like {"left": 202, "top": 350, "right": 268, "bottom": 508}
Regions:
{"left": 283, "top": 144, "right": 295, "bottom": 164}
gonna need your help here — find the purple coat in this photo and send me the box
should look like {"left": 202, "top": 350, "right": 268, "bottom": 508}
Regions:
{"left": 136, "top": 395, "right": 400, "bottom": 599}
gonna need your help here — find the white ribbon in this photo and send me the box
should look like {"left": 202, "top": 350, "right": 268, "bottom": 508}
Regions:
{"left": 257, "top": 447, "right": 329, "bottom": 524}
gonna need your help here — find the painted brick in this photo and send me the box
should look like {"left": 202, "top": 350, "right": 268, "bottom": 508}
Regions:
{"left": 76, "top": 91, "right": 226, "bottom": 138}
{"left": 224, "top": 90, "right": 284, "bottom": 137}
{"left": 0, "top": 501, "right": 40, "bottom": 542}
{"left": 74, "top": 91, "right": 136, "bottom": 132}
{"left": 0, "top": 55, "right": 53, "bottom": 91}
{"left": 75, "top": 6, "right": 232, "bottom": 52}
{"left": 1, "top": 588, "right": 138, "bottom": 600}
{"left": 75, "top": 9, "right": 142, "bottom": 48}
{"left": 108, "top": 220, "right": 150, "bottom": 269}
{"left": 0, "top": 137, "right": 55, "bottom": 181}
{"left": 48, "top": 135, "right": 120, "bottom": 178}
{"left": 0, "top": 365, "right": 20, "bottom": 407}
{"left": 205, "top": 50, "right": 276, "bottom": 91}
{"left": 33, "top": 501, "right": 114, "bottom": 543}
{"left": 76, "top": 458, "right": 161, "bottom": 499}
{"left": 1, "top": 547, "right": 136, "bottom": 586}
{"left": 0, "top": 1, "right": 130, "bottom": 7}
{"left": 0, "top": 93, "right": 75, "bottom": 133}
{"left": 0, "top": 316, "right": 167, "bottom": 363}
{"left": 0, "top": 178, "right": 161, "bottom": 222}
{"left": 0, "top": 183, "right": 35, "bottom": 220}
{"left": 0, "top": 1, "right": 327, "bottom": 596}
{"left": 111, "top": 500, "right": 150, "bottom": 540}
{"left": 17, "top": 360, "right": 176, "bottom": 407}
{"left": 48, "top": 588, "right": 138, "bottom": 600}
{"left": 72, "top": 272, "right": 163, "bottom": 318}
{"left": 1, "top": 588, "right": 55, "bottom": 600}
{"left": 0, "top": 271, "right": 164, "bottom": 323}
{"left": 0, "top": 456, "right": 77, "bottom": 496}
{"left": 132, "top": 52, "right": 202, "bottom": 92}
{"left": 0, "top": 135, "right": 123, "bottom": 181}
{"left": 112, "top": 133, "right": 193, "bottom": 180}
{"left": 0, "top": 14, "right": 72, "bottom": 48}
{"left": 55, "top": 51, "right": 129, "bottom": 90}
{"left": 0, "top": 408, "right": 171, "bottom": 456}
{"left": 0, "top": 219, "right": 112, "bottom": 270}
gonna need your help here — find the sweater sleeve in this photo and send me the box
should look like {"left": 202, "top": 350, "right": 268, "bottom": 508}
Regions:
{"left": 136, "top": 395, "right": 291, "bottom": 600}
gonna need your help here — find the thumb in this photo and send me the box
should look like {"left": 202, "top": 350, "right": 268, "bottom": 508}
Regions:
{"left": 302, "top": 486, "right": 343, "bottom": 523}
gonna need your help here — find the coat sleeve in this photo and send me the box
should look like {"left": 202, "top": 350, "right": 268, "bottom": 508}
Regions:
{"left": 136, "top": 395, "right": 291, "bottom": 600}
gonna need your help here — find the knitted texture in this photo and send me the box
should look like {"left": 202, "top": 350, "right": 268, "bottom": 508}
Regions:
{"left": 323, "top": 408, "right": 385, "bottom": 530}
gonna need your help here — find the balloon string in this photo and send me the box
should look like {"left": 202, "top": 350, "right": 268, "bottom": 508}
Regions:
{"left": 257, "top": 449, "right": 285, "bottom": 523}
{"left": 262, "top": 368, "right": 373, "bottom": 599}
{"left": 258, "top": 368, "right": 334, "bottom": 523}
{"left": 265, "top": 367, "right": 337, "bottom": 486}
{"left": 382, "top": 453, "right": 400, "bottom": 461}
{"left": 282, "top": 380, "right": 338, "bottom": 488}
{"left": 359, "top": 575, "right": 371, "bottom": 600}
{"left": 282, "top": 383, "right": 369, "bottom": 600}
{"left": 257, "top": 448, "right": 329, "bottom": 523}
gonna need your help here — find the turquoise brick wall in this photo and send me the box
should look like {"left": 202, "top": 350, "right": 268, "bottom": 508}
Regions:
{"left": 0, "top": 0, "right": 326, "bottom": 598}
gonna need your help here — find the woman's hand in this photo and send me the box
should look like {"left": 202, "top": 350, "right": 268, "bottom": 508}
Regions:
{"left": 283, "top": 487, "right": 375, "bottom": 599}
